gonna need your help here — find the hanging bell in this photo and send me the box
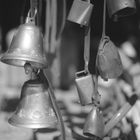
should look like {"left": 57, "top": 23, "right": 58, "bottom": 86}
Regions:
{"left": 1, "top": 18, "right": 47, "bottom": 68}
{"left": 83, "top": 106, "right": 104, "bottom": 139}
{"left": 8, "top": 79, "right": 58, "bottom": 129}
{"left": 75, "top": 70, "right": 100, "bottom": 106}
{"left": 107, "top": 0, "right": 136, "bottom": 21}
{"left": 96, "top": 36, "right": 123, "bottom": 80}
{"left": 67, "top": 0, "right": 93, "bottom": 26}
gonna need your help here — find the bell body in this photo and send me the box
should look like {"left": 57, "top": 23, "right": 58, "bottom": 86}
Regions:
{"left": 75, "top": 70, "right": 96, "bottom": 106}
{"left": 9, "top": 79, "right": 57, "bottom": 129}
{"left": 107, "top": 0, "right": 136, "bottom": 20}
{"left": 1, "top": 22, "right": 47, "bottom": 68}
{"left": 83, "top": 107, "right": 104, "bottom": 139}
{"left": 67, "top": 0, "right": 93, "bottom": 26}
{"left": 97, "top": 36, "right": 123, "bottom": 80}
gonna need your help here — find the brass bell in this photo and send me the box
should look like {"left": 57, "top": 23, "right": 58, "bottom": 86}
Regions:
{"left": 67, "top": 0, "right": 93, "bottom": 26}
{"left": 83, "top": 106, "right": 104, "bottom": 139}
{"left": 1, "top": 18, "right": 47, "bottom": 68}
{"left": 107, "top": 0, "right": 136, "bottom": 21}
{"left": 8, "top": 79, "right": 58, "bottom": 129}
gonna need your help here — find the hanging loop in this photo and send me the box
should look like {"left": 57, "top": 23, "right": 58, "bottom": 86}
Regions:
{"left": 26, "top": 8, "right": 37, "bottom": 23}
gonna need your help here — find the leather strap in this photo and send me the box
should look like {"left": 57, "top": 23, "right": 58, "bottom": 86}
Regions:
{"left": 84, "top": 26, "right": 91, "bottom": 73}
{"left": 102, "top": 0, "right": 107, "bottom": 38}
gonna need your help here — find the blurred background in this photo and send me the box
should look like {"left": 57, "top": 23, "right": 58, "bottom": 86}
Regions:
{"left": 0, "top": 0, "right": 140, "bottom": 140}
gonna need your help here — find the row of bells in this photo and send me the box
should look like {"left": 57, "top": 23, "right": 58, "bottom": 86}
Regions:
{"left": 0, "top": 7, "right": 107, "bottom": 139}
{"left": 0, "top": 20, "right": 105, "bottom": 139}
{"left": 2, "top": 0, "right": 136, "bottom": 67}
{"left": 8, "top": 77, "right": 104, "bottom": 138}
{"left": 67, "top": 0, "right": 136, "bottom": 26}
{"left": 0, "top": 18, "right": 58, "bottom": 129}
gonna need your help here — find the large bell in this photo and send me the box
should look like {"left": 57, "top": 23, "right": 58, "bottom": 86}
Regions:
{"left": 8, "top": 79, "right": 58, "bottom": 129}
{"left": 83, "top": 106, "right": 104, "bottom": 139}
{"left": 1, "top": 20, "right": 47, "bottom": 68}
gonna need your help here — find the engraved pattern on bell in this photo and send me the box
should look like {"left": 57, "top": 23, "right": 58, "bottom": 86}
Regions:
{"left": 8, "top": 79, "right": 58, "bottom": 129}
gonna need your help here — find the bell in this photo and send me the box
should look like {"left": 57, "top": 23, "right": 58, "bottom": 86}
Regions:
{"left": 83, "top": 106, "right": 104, "bottom": 139}
{"left": 67, "top": 0, "right": 93, "bottom": 26}
{"left": 75, "top": 70, "right": 99, "bottom": 106}
{"left": 1, "top": 19, "right": 47, "bottom": 68}
{"left": 8, "top": 79, "right": 58, "bottom": 129}
{"left": 107, "top": 0, "right": 136, "bottom": 21}
{"left": 96, "top": 36, "right": 123, "bottom": 80}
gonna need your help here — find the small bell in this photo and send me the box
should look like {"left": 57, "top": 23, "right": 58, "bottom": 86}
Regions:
{"left": 67, "top": 0, "right": 93, "bottom": 26}
{"left": 83, "top": 106, "right": 104, "bottom": 139}
{"left": 8, "top": 79, "right": 58, "bottom": 129}
{"left": 1, "top": 17, "right": 47, "bottom": 68}
{"left": 75, "top": 70, "right": 100, "bottom": 106}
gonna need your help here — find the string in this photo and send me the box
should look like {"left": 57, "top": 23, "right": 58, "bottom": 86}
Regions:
{"left": 50, "top": 0, "right": 57, "bottom": 53}
{"left": 30, "top": 0, "right": 38, "bottom": 18}
{"left": 20, "top": 0, "right": 27, "bottom": 24}
{"left": 44, "top": 0, "right": 51, "bottom": 52}
{"left": 102, "top": 0, "right": 106, "bottom": 38}
{"left": 56, "top": 0, "right": 66, "bottom": 39}
{"left": 84, "top": 26, "right": 91, "bottom": 72}
{"left": 93, "top": 56, "right": 100, "bottom": 106}
{"left": 93, "top": 0, "right": 107, "bottom": 106}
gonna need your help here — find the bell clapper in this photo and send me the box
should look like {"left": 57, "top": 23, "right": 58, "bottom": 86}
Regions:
{"left": 24, "top": 63, "right": 40, "bottom": 79}
{"left": 92, "top": 91, "right": 101, "bottom": 107}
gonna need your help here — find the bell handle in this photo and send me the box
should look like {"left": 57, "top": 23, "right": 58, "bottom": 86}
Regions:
{"left": 25, "top": 8, "right": 37, "bottom": 24}
{"left": 104, "top": 94, "right": 138, "bottom": 137}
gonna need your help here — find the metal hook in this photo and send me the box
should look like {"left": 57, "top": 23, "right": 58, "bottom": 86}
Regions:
{"left": 26, "top": 8, "right": 37, "bottom": 23}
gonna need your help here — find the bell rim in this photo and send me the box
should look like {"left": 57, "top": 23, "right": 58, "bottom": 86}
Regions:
{"left": 83, "top": 129, "right": 103, "bottom": 139}
{"left": 112, "top": 7, "right": 136, "bottom": 19}
{"left": 1, "top": 54, "right": 47, "bottom": 68}
{"left": 8, "top": 118, "right": 58, "bottom": 129}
